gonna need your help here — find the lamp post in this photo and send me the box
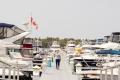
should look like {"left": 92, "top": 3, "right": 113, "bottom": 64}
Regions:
{"left": 75, "top": 62, "right": 82, "bottom": 80}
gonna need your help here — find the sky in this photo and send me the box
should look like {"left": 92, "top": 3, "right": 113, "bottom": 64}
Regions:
{"left": 0, "top": 0, "right": 120, "bottom": 39}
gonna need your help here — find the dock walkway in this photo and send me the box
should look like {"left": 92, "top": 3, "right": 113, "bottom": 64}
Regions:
{"left": 38, "top": 52, "right": 78, "bottom": 80}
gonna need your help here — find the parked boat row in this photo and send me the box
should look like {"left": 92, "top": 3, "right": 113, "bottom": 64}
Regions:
{"left": 65, "top": 32, "right": 120, "bottom": 80}
{"left": 0, "top": 22, "right": 120, "bottom": 80}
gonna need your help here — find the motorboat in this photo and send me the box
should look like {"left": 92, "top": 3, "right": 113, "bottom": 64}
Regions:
{"left": 70, "top": 45, "right": 103, "bottom": 80}
{"left": 71, "top": 42, "right": 120, "bottom": 79}
{"left": 0, "top": 23, "right": 31, "bottom": 66}
{"left": 65, "top": 40, "right": 76, "bottom": 54}
{"left": 50, "top": 41, "right": 61, "bottom": 52}
{"left": 71, "top": 49, "right": 101, "bottom": 68}
{"left": 0, "top": 23, "right": 31, "bottom": 79}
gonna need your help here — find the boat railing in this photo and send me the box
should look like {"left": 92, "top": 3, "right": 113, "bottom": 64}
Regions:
{"left": 0, "top": 60, "right": 20, "bottom": 80}
{"left": 81, "top": 67, "right": 101, "bottom": 70}
{"left": 100, "top": 64, "right": 120, "bottom": 80}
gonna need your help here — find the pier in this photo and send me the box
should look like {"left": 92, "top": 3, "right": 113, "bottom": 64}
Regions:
{"left": 38, "top": 52, "right": 78, "bottom": 80}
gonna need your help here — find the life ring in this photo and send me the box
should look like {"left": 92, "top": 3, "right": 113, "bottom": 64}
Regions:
{"left": 96, "top": 62, "right": 102, "bottom": 67}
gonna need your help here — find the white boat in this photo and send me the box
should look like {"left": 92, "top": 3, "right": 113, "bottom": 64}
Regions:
{"left": 50, "top": 41, "right": 61, "bottom": 52}
{"left": 69, "top": 49, "right": 101, "bottom": 79}
{"left": 0, "top": 23, "right": 31, "bottom": 66}
{"left": 65, "top": 40, "right": 76, "bottom": 54}
{"left": 0, "top": 23, "right": 31, "bottom": 79}
{"left": 71, "top": 42, "right": 120, "bottom": 79}
{"left": 71, "top": 49, "right": 100, "bottom": 66}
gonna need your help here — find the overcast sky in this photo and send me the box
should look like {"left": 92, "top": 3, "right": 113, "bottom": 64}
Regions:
{"left": 0, "top": 0, "right": 120, "bottom": 39}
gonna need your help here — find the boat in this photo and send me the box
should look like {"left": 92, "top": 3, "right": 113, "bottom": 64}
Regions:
{"left": 70, "top": 41, "right": 120, "bottom": 79}
{"left": 0, "top": 23, "right": 32, "bottom": 79}
{"left": 68, "top": 43, "right": 106, "bottom": 80}
{"left": 70, "top": 48, "right": 101, "bottom": 79}
{"left": 65, "top": 40, "right": 76, "bottom": 54}
{"left": 50, "top": 41, "right": 61, "bottom": 52}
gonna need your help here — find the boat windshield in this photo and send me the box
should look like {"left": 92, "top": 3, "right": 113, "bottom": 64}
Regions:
{"left": 0, "top": 23, "right": 24, "bottom": 39}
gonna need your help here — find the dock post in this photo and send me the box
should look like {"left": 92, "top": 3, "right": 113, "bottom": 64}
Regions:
{"left": 100, "top": 70, "right": 102, "bottom": 80}
{"left": 17, "top": 68, "right": 19, "bottom": 80}
{"left": 13, "top": 67, "right": 16, "bottom": 80}
{"left": 2, "top": 64, "right": 5, "bottom": 80}
{"left": 17, "top": 62, "right": 19, "bottom": 80}
{"left": 118, "top": 66, "right": 120, "bottom": 80}
{"left": 8, "top": 67, "right": 11, "bottom": 80}
{"left": 110, "top": 68, "right": 113, "bottom": 80}
{"left": 105, "top": 69, "right": 107, "bottom": 80}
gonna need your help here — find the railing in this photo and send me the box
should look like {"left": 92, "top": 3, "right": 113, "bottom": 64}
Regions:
{"left": 100, "top": 64, "right": 120, "bottom": 80}
{"left": 0, "top": 60, "right": 20, "bottom": 80}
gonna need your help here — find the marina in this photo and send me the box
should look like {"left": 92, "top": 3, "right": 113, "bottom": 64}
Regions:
{"left": 0, "top": 1, "right": 120, "bottom": 80}
{"left": 0, "top": 24, "right": 120, "bottom": 80}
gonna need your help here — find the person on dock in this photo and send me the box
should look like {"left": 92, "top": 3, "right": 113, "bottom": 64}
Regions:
{"left": 55, "top": 50, "right": 61, "bottom": 69}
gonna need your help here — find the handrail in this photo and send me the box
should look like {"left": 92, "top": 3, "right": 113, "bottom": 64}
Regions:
{"left": 0, "top": 60, "right": 12, "bottom": 66}
{"left": 100, "top": 63, "right": 120, "bottom": 80}
{"left": 0, "top": 61, "right": 21, "bottom": 80}
{"left": 81, "top": 67, "right": 101, "bottom": 70}
{"left": 101, "top": 64, "right": 120, "bottom": 71}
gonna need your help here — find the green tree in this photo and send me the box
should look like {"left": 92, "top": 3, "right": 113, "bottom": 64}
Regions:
{"left": 75, "top": 39, "right": 82, "bottom": 45}
{"left": 59, "top": 38, "right": 67, "bottom": 48}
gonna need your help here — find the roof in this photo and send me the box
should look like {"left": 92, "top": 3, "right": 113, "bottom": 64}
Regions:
{"left": 0, "top": 23, "right": 15, "bottom": 28}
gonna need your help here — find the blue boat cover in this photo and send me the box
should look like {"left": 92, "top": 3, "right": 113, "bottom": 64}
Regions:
{"left": 0, "top": 23, "right": 15, "bottom": 28}
{"left": 96, "top": 50, "right": 120, "bottom": 55}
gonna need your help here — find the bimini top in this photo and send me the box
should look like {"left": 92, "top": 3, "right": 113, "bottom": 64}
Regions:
{"left": 0, "top": 23, "right": 15, "bottom": 28}
{"left": 0, "top": 23, "right": 24, "bottom": 39}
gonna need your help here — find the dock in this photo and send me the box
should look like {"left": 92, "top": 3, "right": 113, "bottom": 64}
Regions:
{"left": 37, "top": 52, "right": 78, "bottom": 80}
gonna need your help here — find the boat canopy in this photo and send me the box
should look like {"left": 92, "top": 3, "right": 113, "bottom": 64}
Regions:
{"left": 0, "top": 23, "right": 24, "bottom": 39}
{"left": 0, "top": 23, "right": 15, "bottom": 28}
{"left": 96, "top": 49, "right": 120, "bottom": 55}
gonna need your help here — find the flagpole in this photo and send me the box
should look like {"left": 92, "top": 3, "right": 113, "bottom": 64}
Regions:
{"left": 30, "top": 12, "right": 32, "bottom": 26}
{"left": 30, "top": 12, "right": 33, "bottom": 30}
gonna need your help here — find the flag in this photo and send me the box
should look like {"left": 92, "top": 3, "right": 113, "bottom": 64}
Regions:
{"left": 30, "top": 16, "right": 38, "bottom": 30}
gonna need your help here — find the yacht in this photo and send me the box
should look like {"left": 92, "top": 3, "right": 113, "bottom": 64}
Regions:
{"left": 69, "top": 44, "right": 105, "bottom": 80}
{"left": 65, "top": 40, "right": 76, "bottom": 54}
{"left": 50, "top": 41, "right": 61, "bottom": 52}
{"left": 71, "top": 50, "right": 102, "bottom": 79}
{"left": 72, "top": 42, "right": 120, "bottom": 79}
{"left": 0, "top": 23, "right": 31, "bottom": 79}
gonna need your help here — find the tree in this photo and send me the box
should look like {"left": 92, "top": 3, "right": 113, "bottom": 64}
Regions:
{"left": 75, "top": 39, "right": 82, "bottom": 45}
{"left": 59, "top": 39, "right": 67, "bottom": 48}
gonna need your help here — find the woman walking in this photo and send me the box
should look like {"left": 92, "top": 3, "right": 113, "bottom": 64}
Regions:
{"left": 55, "top": 51, "right": 61, "bottom": 69}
